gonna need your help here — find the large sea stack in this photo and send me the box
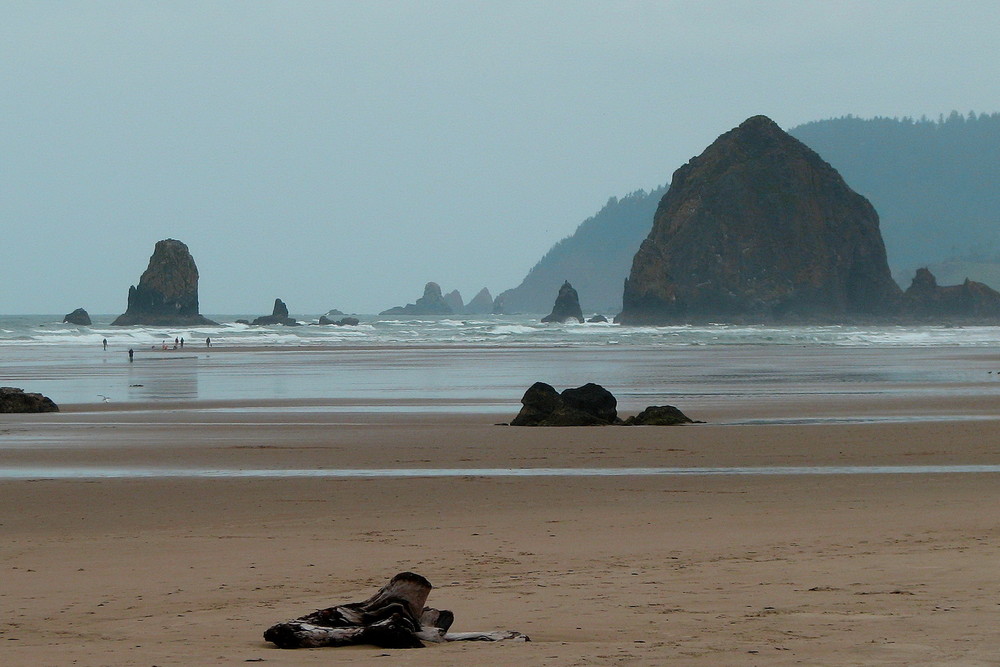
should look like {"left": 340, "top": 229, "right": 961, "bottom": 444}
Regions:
{"left": 112, "top": 239, "right": 218, "bottom": 326}
{"left": 618, "top": 116, "right": 903, "bottom": 324}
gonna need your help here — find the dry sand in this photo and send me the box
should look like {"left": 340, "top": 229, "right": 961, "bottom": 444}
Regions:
{"left": 2, "top": 390, "right": 1000, "bottom": 665}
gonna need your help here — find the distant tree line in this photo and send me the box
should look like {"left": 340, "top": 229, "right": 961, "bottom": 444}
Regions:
{"left": 790, "top": 112, "right": 1000, "bottom": 283}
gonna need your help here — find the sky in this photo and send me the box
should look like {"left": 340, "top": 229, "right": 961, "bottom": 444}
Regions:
{"left": 3, "top": 1, "right": 999, "bottom": 315}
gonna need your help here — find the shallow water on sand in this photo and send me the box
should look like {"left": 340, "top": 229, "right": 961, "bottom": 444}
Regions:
{"left": 4, "top": 342, "right": 1000, "bottom": 409}
{"left": 3, "top": 464, "right": 1000, "bottom": 480}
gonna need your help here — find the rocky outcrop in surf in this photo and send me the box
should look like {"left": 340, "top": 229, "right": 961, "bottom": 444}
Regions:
{"left": 903, "top": 268, "right": 1000, "bottom": 320}
{"left": 318, "top": 315, "right": 360, "bottom": 326}
{"left": 111, "top": 239, "right": 217, "bottom": 326}
{"left": 251, "top": 298, "right": 299, "bottom": 326}
{"left": 618, "top": 116, "right": 903, "bottom": 324}
{"left": 63, "top": 308, "right": 91, "bottom": 326}
{"left": 465, "top": 288, "right": 494, "bottom": 315}
{"left": 444, "top": 290, "right": 464, "bottom": 314}
{"left": 541, "top": 281, "right": 584, "bottom": 323}
{"left": 379, "top": 282, "right": 453, "bottom": 317}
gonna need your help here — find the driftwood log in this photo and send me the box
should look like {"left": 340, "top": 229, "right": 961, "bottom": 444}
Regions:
{"left": 263, "top": 572, "right": 529, "bottom": 649}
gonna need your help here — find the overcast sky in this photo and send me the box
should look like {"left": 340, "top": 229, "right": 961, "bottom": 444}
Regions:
{"left": 3, "top": 1, "right": 999, "bottom": 315}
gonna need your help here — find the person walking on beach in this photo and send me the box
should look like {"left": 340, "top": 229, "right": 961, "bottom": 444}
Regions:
{"left": 180, "top": 337, "right": 184, "bottom": 348}
{"left": 128, "top": 348, "right": 134, "bottom": 362}
{"left": 103, "top": 338, "right": 107, "bottom": 351}
{"left": 206, "top": 337, "right": 211, "bottom": 348}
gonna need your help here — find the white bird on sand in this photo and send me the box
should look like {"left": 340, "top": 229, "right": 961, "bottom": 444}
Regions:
{"left": 98, "top": 394, "right": 111, "bottom": 403}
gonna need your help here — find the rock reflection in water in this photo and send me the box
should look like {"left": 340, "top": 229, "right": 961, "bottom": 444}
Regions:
{"left": 127, "top": 355, "right": 199, "bottom": 400}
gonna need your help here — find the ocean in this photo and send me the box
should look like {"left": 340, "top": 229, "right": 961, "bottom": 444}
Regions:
{"left": 2, "top": 313, "right": 999, "bottom": 410}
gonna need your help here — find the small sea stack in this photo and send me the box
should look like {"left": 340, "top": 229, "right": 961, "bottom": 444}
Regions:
{"left": 62, "top": 308, "right": 92, "bottom": 326}
{"left": 251, "top": 298, "right": 299, "bottom": 326}
{"left": 541, "top": 281, "right": 584, "bottom": 323}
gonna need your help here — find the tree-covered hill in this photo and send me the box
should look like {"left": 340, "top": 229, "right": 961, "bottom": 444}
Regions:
{"left": 498, "top": 112, "right": 1000, "bottom": 315}
{"left": 495, "top": 185, "right": 666, "bottom": 314}
{"left": 789, "top": 112, "right": 1000, "bottom": 284}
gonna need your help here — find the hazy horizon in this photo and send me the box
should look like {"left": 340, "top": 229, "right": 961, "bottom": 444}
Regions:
{"left": 4, "top": 1, "right": 999, "bottom": 315}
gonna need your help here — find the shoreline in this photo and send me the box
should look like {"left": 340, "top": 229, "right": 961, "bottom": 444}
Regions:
{"left": 3, "top": 346, "right": 1000, "bottom": 664}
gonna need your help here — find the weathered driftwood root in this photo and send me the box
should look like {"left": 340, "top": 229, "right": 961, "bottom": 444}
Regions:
{"left": 263, "top": 572, "right": 529, "bottom": 649}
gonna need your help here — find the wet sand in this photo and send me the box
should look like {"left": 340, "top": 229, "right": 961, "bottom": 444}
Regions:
{"left": 3, "top": 348, "right": 1000, "bottom": 665}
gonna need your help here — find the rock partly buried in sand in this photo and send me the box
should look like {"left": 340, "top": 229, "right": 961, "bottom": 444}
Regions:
{"left": 511, "top": 382, "right": 620, "bottom": 426}
{"left": 63, "top": 308, "right": 92, "bottom": 326}
{"left": 624, "top": 405, "right": 697, "bottom": 425}
{"left": 541, "top": 281, "right": 585, "bottom": 323}
{"left": 251, "top": 298, "right": 300, "bottom": 326}
{"left": 112, "top": 239, "right": 218, "bottom": 326}
{"left": 510, "top": 382, "right": 698, "bottom": 426}
{"left": 0, "top": 386, "right": 59, "bottom": 413}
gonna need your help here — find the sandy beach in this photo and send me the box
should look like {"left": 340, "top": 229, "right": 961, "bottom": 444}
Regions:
{"left": 3, "top": 346, "right": 1000, "bottom": 666}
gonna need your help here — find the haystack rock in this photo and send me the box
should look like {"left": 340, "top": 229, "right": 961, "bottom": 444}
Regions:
{"left": 444, "top": 289, "right": 465, "bottom": 314}
{"left": 541, "top": 281, "right": 584, "bottom": 323}
{"left": 63, "top": 308, "right": 92, "bottom": 326}
{"left": 112, "top": 239, "right": 218, "bottom": 326}
{"left": 251, "top": 298, "right": 299, "bottom": 326}
{"left": 618, "top": 115, "right": 903, "bottom": 324}
{"left": 465, "top": 287, "right": 494, "bottom": 315}
{"left": 903, "top": 268, "right": 1000, "bottom": 320}
{"left": 379, "top": 282, "right": 453, "bottom": 316}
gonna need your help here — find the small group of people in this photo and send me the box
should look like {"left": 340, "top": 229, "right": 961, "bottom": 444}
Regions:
{"left": 109, "top": 335, "right": 213, "bottom": 362}
{"left": 101, "top": 337, "right": 212, "bottom": 362}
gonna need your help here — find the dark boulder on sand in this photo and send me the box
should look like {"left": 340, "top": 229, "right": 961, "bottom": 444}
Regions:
{"left": 624, "top": 405, "right": 697, "bottom": 426}
{"left": 112, "top": 239, "right": 218, "bottom": 326}
{"left": 63, "top": 308, "right": 92, "bottom": 326}
{"left": 510, "top": 382, "right": 698, "bottom": 427}
{"left": 0, "top": 386, "right": 59, "bottom": 413}
{"left": 511, "top": 382, "right": 619, "bottom": 426}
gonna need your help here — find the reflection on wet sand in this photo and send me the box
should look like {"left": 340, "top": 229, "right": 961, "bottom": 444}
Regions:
{"left": 127, "top": 356, "right": 199, "bottom": 400}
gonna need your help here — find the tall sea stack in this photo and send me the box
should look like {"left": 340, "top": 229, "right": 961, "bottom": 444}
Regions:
{"left": 618, "top": 116, "right": 902, "bottom": 324}
{"left": 112, "top": 239, "right": 217, "bottom": 326}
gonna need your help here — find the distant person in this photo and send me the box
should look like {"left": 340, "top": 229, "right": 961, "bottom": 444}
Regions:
{"left": 128, "top": 348, "right": 134, "bottom": 363}
{"left": 103, "top": 338, "right": 107, "bottom": 351}
{"left": 180, "top": 337, "right": 184, "bottom": 348}
{"left": 175, "top": 337, "right": 179, "bottom": 347}
{"left": 206, "top": 337, "right": 211, "bottom": 348}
